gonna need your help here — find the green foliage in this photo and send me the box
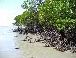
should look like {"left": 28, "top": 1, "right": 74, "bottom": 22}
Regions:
{"left": 14, "top": 0, "right": 76, "bottom": 31}
{"left": 21, "top": 0, "right": 38, "bottom": 11}
{"left": 14, "top": 0, "right": 40, "bottom": 27}
{"left": 14, "top": 10, "right": 39, "bottom": 26}
{"left": 14, "top": 15, "right": 22, "bottom": 26}
{"left": 38, "top": 0, "right": 76, "bottom": 31}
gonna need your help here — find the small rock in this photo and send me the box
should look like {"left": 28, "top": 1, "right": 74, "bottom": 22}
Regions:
{"left": 15, "top": 48, "right": 19, "bottom": 49}
{"left": 22, "top": 39, "right": 27, "bottom": 41}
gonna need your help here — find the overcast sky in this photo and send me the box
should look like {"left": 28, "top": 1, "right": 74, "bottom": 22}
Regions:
{"left": 0, "top": 0, "right": 25, "bottom": 26}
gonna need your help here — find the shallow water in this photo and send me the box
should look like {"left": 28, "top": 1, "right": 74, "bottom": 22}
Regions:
{"left": 0, "top": 26, "right": 76, "bottom": 58}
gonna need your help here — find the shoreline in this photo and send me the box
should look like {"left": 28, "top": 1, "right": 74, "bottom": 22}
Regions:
{"left": 14, "top": 31, "right": 76, "bottom": 53}
{"left": 13, "top": 33, "right": 76, "bottom": 58}
{"left": 0, "top": 26, "right": 76, "bottom": 58}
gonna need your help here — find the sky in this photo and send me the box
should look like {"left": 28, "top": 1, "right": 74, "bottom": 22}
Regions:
{"left": 0, "top": 0, "right": 25, "bottom": 26}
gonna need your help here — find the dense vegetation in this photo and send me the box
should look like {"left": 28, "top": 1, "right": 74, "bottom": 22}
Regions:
{"left": 14, "top": 0, "right": 76, "bottom": 53}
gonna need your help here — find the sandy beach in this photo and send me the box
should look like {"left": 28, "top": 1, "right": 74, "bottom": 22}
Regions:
{"left": 0, "top": 26, "right": 76, "bottom": 58}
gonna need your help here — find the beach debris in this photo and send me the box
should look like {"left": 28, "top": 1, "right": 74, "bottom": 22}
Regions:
{"left": 15, "top": 47, "right": 20, "bottom": 49}
{"left": 22, "top": 39, "right": 27, "bottom": 41}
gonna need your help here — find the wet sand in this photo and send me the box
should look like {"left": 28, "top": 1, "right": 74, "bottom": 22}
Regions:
{"left": 0, "top": 26, "right": 76, "bottom": 58}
